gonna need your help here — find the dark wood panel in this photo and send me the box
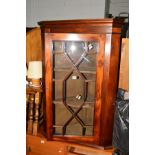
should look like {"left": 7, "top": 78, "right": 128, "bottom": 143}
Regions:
{"left": 44, "top": 34, "right": 53, "bottom": 140}
{"left": 39, "top": 19, "right": 123, "bottom": 147}
{"left": 100, "top": 33, "right": 121, "bottom": 146}
{"left": 38, "top": 18, "right": 123, "bottom": 32}
{"left": 39, "top": 19, "right": 123, "bottom": 34}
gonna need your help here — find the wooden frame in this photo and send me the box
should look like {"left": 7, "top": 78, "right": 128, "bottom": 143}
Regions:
{"left": 44, "top": 33, "right": 105, "bottom": 144}
{"left": 39, "top": 18, "right": 123, "bottom": 147}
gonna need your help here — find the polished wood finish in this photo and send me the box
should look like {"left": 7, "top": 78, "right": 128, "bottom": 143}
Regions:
{"left": 33, "top": 92, "right": 40, "bottom": 136}
{"left": 118, "top": 38, "right": 129, "bottom": 91}
{"left": 26, "top": 86, "right": 43, "bottom": 135}
{"left": 27, "top": 94, "right": 35, "bottom": 134}
{"left": 100, "top": 33, "right": 121, "bottom": 146}
{"left": 26, "top": 134, "right": 113, "bottom": 155}
{"left": 26, "top": 27, "right": 42, "bottom": 64}
{"left": 38, "top": 18, "right": 123, "bottom": 34}
{"left": 39, "top": 19, "right": 123, "bottom": 147}
{"left": 44, "top": 34, "right": 53, "bottom": 139}
{"left": 26, "top": 94, "right": 29, "bottom": 126}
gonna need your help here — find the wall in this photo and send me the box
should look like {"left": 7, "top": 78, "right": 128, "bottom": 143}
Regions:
{"left": 109, "top": 0, "right": 129, "bottom": 17}
{"left": 26, "top": 0, "right": 106, "bottom": 27}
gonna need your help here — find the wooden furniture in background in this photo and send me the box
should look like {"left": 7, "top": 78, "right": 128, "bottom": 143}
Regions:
{"left": 26, "top": 86, "right": 43, "bottom": 136}
{"left": 26, "top": 134, "right": 113, "bottom": 155}
{"left": 118, "top": 38, "right": 129, "bottom": 91}
{"left": 26, "top": 27, "right": 42, "bottom": 64}
{"left": 38, "top": 18, "right": 123, "bottom": 147}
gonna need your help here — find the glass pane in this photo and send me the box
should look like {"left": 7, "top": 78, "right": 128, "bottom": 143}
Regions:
{"left": 78, "top": 54, "right": 96, "bottom": 71}
{"left": 65, "top": 41, "right": 85, "bottom": 63}
{"left": 87, "top": 82, "right": 96, "bottom": 101}
{"left": 53, "top": 54, "right": 72, "bottom": 70}
{"left": 66, "top": 118, "right": 82, "bottom": 135}
{"left": 53, "top": 41, "right": 64, "bottom": 53}
{"left": 66, "top": 72, "right": 84, "bottom": 105}
{"left": 53, "top": 81, "right": 62, "bottom": 100}
{"left": 52, "top": 40, "right": 98, "bottom": 136}
{"left": 54, "top": 104, "right": 71, "bottom": 135}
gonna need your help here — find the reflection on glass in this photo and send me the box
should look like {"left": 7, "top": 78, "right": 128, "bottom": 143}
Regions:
{"left": 52, "top": 41, "right": 98, "bottom": 136}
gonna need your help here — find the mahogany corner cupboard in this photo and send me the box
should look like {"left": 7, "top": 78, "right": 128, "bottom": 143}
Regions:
{"left": 38, "top": 19, "right": 123, "bottom": 147}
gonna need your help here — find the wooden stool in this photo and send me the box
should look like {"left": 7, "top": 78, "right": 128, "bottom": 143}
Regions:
{"left": 26, "top": 86, "right": 43, "bottom": 135}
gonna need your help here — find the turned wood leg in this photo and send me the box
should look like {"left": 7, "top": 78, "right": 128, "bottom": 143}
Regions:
{"left": 33, "top": 92, "right": 40, "bottom": 135}
{"left": 26, "top": 94, "right": 29, "bottom": 129}
{"left": 28, "top": 93, "right": 35, "bottom": 134}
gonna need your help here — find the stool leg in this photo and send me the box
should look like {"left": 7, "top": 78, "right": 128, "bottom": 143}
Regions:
{"left": 28, "top": 93, "right": 34, "bottom": 134}
{"left": 33, "top": 92, "right": 40, "bottom": 135}
{"left": 26, "top": 94, "right": 29, "bottom": 129}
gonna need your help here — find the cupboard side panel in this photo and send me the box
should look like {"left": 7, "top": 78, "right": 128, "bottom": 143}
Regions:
{"left": 100, "top": 33, "right": 121, "bottom": 146}
{"left": 94, "top": 34, "right": 106, "bottom": 144}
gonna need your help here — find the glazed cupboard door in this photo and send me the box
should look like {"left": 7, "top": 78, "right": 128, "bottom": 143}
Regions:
{"left": 45, "top": 33, "right": 105, "bottom": 144}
